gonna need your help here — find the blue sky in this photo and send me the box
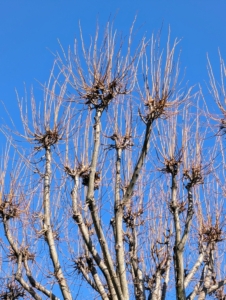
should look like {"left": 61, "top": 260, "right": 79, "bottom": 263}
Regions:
{"left": 1, "top": 0, "right": 226, "bottom": 115}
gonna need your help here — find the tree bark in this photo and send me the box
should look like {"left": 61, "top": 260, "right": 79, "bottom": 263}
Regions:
{"left": 43, "top": 145, "right": 72, "bottom": 300}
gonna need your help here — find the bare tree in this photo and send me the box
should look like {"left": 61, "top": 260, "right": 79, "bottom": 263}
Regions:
{"left": 0, "top": 22, "right": 226, "bottom": 300}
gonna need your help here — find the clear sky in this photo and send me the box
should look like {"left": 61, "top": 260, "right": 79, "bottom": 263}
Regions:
{"left": 0, "top": 0, "right": 226, "bottom": 115}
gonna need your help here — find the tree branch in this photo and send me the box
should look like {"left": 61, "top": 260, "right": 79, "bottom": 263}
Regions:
{"left": 151, "top": 270, "right": 161, "bottom": 300}
{"left": 122, "top": 122, "right": 152, "bottom": 207}
{"left": 170, "top": 170, "right": 186, "bottom": 300}
{"left": 3, "top": 215, "right": 19, "bottom": 256}
{"left": 186, "top": 281, "right": 201, "bottom": 300}
{"left": 86, "top": 109, "right": 123, "bottom": 300}
{"left": 86, "top": 257, "right": 110, "bottom": 300}
{"left": 71, "top": 175, "right": 117, "bottom": 299}
{"left": 208, "top": 278, "right": 226, "bottom": 294}
{"left": 24, "top": 258, "right": 60, "bottom": 300}
{"left": 115, "top": 148, "right": 129, "bottom": 299}
{"left": 43, "top": 145, "right": 72, "bottom": 300}
{"left": 128, "top": 221, "right": 145, "bottom": 300}
{"left": 15, "top": 254, "right": 42, "bottom": 300}
{"left": 161, "top": 254, "right": 171, "bottom": 300}
{"left": 184, "top": 251, "right": 205, "bottom": 288}
{"left": 179, "top": 184, "right": 194, "bottom": 251}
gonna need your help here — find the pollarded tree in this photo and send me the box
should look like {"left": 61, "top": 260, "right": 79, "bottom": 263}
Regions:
{"left": 0, "top": 22, "right": 226, "bottom": 300}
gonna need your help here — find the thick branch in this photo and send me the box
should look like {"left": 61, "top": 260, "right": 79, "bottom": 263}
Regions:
{"left": 179, "top": 185, "right": 194, "bottom": 251}
{"left": 198, "top": 249, "right": 215, "bottom": 300}
{"left": 86, "top": 110, "right": 123, "bottom": 299}
{"left": 122, "top": 122, "right": 152, "bottom": 206}
{"left": 78, "top": 265, "right": 99, "bottom": 293}
{"left": 171, "top": 174, "right": 181, "bottom": 246}
{"left": 115, "top": 148, "right": 129, "bottom": 300}
{"left": 24, "top": 258, "right": 59, "bottom": 300}
{"left": 129, "top": 224, "right": 145, "bottom": 300}
{"left": 76, "top": 257, "right": 109, "bottom": 300}
{"left": 161, "top": 255, "right": 171, "bottom": 300}
{"left": 71, "top": 177, "right": 117, "bottom": 300}
{"left": 184, "top": 251, "right": 205, "bottom": 288}
{"left": 43, "top": 146, "right": 72, "bottom": 300}
{"left": 151, "top": 270, "right": 161, "bottom": 300}
{"left": 207, "top": 278, "right": 226, "bottom": 293}
{"left": 171, "top": 172, "right": 185, "bottom": 300}
{"left": 3, "top": 215, "right": 19, "bottom": 256}
{"left": 186, "top": 282, "right": 201, "bottom": 300}
{"left": 186, "top": 262, "right": 205, "bottom": 300}
{"left": 15, "top": 254, "right": 42, "bottom": 300}
{"left": 86, "top": 258, "right": 110, "bottom": 300}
